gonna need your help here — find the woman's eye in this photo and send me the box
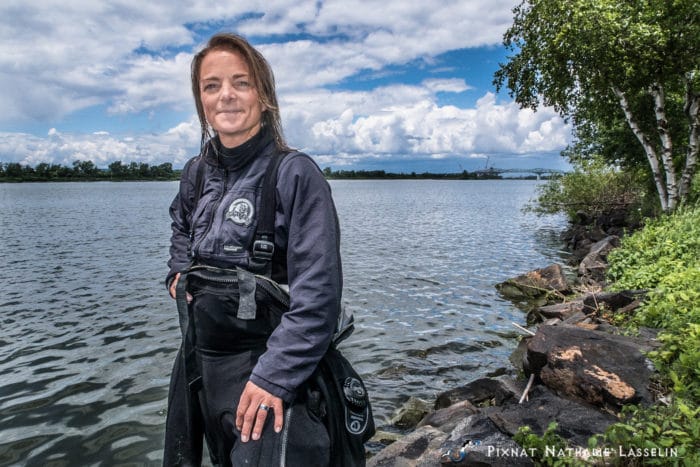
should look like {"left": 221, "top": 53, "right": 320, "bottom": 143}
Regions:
{"left": 233, "top": 80, "right": 251, "bottom": 91}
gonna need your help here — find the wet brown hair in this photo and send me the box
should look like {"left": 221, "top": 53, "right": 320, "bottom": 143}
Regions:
{"left": 191, "top": 33, "right": 288, "bottom": 150}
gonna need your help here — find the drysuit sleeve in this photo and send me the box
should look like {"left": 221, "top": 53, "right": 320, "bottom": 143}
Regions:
{"left": 249, "top": 153, "right": 343, "bottom": 402}
{"left": 166, "top": 158, "right": 197, "bottom": 288}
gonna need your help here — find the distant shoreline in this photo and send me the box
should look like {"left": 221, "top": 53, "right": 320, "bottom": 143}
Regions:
{"left": 0, "top": 174, "right": 552, "bottom": 183}
{"left": 0, "top": 161, "right": 560, "bottom": 182}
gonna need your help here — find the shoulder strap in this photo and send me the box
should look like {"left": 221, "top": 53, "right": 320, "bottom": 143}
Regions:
{"left": 186, "top": 154, "right": 207, "bottom": 250}
{"left": 251, "top": 151, "right": 292, "bottom": 267}
{"left": 192, "top": 155, "right": 206, "bottom": 216}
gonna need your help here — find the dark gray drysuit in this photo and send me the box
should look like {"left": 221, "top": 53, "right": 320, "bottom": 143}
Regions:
{"left": 164, "top": 128, "right": 342, "bottom": 466}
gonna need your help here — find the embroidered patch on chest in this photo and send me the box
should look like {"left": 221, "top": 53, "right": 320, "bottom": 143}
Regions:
{"left": 225, "top": 198, "right": 254, "bottom": 226}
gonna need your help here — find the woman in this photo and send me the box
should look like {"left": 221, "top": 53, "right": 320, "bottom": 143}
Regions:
{"left": 164, "top": 33, "right": 342, "bottom": 466}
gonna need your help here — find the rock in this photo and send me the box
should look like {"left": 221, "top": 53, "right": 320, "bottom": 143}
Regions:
{"left": 484, "top": 385, "right": 617, "bottom": 447}
{"left": 435, "top": 377, "right": 524, "bottom": 410}
{"left": 371, "top": 430, "right": 404, "bottom": 446}
{"left": 438, "top": 413, "right": 535, "bottom": 466}
{"left": 581, "top": 290, "right": 646, "bottom": 315}
{"left": 562, "top": 225, "right": 607, "bottom": 264}
{"left": 560, "top": 311, "right": 589, "bottom": 326}
{"left": 496, "top": 264, "right": 571, "bottom": 307}
{"left": 526, "top": 324, "right": 656, "bottom": 410}
{"left": 366, "top": 425, "right": 447, "bottom": 467}
{"left": 374, "top": 384, "right": 617, "bottom": 466}
{"left": 596, "top": 209, "right": 629, "bottom": 229}
{"left": 578, "top": 236, "right": 620, "bottom": 285}
{"left": 509, "top": 338, "right": 530, "bottom": 373}
{"left": 417, "top": 400, "right": 479, "bottom": 433}
{"left": 391, "top": 396, "right": 432, "bottom": 429}
{"left": 537, "top": 300, "right": 585, "bottom": 320}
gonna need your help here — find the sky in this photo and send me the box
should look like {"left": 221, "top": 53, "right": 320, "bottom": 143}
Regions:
{"left": 0, "top": 0, "right": 573, "bottom": 173}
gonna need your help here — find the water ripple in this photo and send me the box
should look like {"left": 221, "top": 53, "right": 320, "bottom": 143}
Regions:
{"left": 0, "top": 180, "right": 567, "bottom": 464}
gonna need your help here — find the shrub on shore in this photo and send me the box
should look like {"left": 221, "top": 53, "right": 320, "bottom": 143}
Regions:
{"left": 524, "top": 158, "right": 651, "bottom": 227}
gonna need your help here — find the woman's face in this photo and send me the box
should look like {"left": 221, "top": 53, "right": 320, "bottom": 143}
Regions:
{"left": 199, "top": 49, "right": 265, "bottom": 148}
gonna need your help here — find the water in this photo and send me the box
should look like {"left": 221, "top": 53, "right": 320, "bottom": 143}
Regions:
{"left": 0, "top": 180, "right": 567, "bottom": 465}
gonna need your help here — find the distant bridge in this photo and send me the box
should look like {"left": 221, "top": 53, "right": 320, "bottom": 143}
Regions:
{"left": 472, "top": 167, "right": 566, "bottom": 179}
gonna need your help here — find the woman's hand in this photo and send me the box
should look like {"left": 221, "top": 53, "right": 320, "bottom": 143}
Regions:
{"left": 168, "top": 272, "right": 192, "bottom": 302}
{"left": 236, "top": 381, "right": 284, "bottom": 442}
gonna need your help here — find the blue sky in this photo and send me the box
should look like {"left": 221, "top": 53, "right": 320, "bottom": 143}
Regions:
{"left": 0, "top": 0, "right": 572, "bottom": 173}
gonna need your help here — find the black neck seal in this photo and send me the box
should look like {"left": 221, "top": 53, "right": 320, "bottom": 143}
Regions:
{"left": 207, "top": 126, "right": 274, "bottom": 171}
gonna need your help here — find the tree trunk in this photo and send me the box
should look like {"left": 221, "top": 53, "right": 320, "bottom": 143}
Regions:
{"left": 680, "top": 78, "right": 700, "bottom": 201}
{"left": 651, "top": 84, "right": 679, "bottom": 210}
{"left": 613, "top": 86, "right": 670, "bottom": 211}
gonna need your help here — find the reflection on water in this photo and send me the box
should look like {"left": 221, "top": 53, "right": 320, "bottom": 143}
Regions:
{"left": 0, "top": 180, "right": 567, "bottom": 465}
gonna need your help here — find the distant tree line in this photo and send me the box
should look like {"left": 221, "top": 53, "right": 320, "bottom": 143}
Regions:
{"left": 322, "top": 167, "right": 504, "bottom": 180}
{"left": 0, "top": 160, "right": 542, "bottom": 183}
{"left": 0, "top": 160, "right": 180, "bottom": 182}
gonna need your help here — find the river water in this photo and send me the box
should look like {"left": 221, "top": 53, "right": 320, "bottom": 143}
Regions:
{"left": 0, "top": 180, "right": 567, "bottom": 465}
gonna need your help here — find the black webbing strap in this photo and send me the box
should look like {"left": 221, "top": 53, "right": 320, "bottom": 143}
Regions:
{"left": 251, "top": 151, "right": 292, "bottom": 269}
{"left": 175, "top": 272, "right": 205, "bottom": 443}
{"left": 175, "top": 273, "right": 202, "bottom": 393}
{"left": 187, "top": 154, "right": 207, "bottom": 246}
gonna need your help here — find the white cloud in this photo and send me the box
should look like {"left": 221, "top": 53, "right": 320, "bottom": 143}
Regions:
{"left": 423, "top": 78, "right": 473, "bottom": 94}
{"left": 108, "top": 53, "right": 193, "bottom": 114}
{"left": 0, "top": 84, "right": 570, "bottom": 170}
{"left": 0, "top": 0, "right": 519, "bottom": 122}
{"left": 0, "top": 118, "right": 199, "bottom": 168}
{"left": 0, "top": 0, "right": 572, "bottom": 170}
{"left": 293, "top": 86, "right": 570, "bottom": 165}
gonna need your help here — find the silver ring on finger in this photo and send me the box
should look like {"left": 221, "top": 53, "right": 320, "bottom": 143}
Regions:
{"left": 259, "top": 403, "right": 270, "bottom": 412}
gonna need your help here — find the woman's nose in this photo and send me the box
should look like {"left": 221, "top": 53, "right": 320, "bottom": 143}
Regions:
{"left": 220, "top": 82, "right": 236, "bottom": 100}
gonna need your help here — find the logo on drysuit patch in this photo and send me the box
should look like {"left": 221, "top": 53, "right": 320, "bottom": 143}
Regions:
{"left": 342, "top": 377, "right": 370, "bottom": 435}
{"left": 225, "top": 198, "right": 254, "bottom": 226}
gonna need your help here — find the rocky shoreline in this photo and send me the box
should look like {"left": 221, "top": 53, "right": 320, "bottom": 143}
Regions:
{"left": 366, "top": 220, "right": 661, "bottom": 466}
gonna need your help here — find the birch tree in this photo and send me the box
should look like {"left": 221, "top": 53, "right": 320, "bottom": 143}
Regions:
{"left": 494, "top": 0, "right": 700, "bottom": 212}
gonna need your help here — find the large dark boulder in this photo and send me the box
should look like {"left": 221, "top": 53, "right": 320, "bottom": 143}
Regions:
{"left": 370, "top": 381, "right": 617, "bottom": 466}
{"left": 483, "top": 386, "right": 617, "bottom": 447}
{"left": 526, "top": 324, "right": 657, "bottom": 410}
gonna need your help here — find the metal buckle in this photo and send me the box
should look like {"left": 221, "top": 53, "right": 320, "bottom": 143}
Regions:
{"left": 253, "top": 239, "right": 274, "bottom": 261}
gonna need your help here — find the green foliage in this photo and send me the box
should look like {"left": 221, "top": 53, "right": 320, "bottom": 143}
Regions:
{"left": 0, "top": 160, "right": 179, "bottom": 182}
{"left": 514, "top": 422, "right": 585, "bottom": 466}
{"left": 525, "top": 158, "right": 646, "bottom": 223}
{"left": 631, "top": 268, "right": 700, "bottom": 330}
{"left": 495, "top": 0, "right": 700, "bottom": 211}
{"left": 607, "top": 206, "right": 700, "bottom": 290}
{"left": 608, "top": 206, "right": 700, "bottom": 403}
{"left": 594, "top": 205, "right": 700, "bottom": 465}
{"left": 688, "top": 172, "right": 700, "bottom": 205}
{"left": 637, "top": 268, "right": 700, "bottom": 402}
{"left": 651, "top": 324, "right": 700, "bottom": 402}
{"left": 591, "top": 401, "right": 700, "bottom": 466}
